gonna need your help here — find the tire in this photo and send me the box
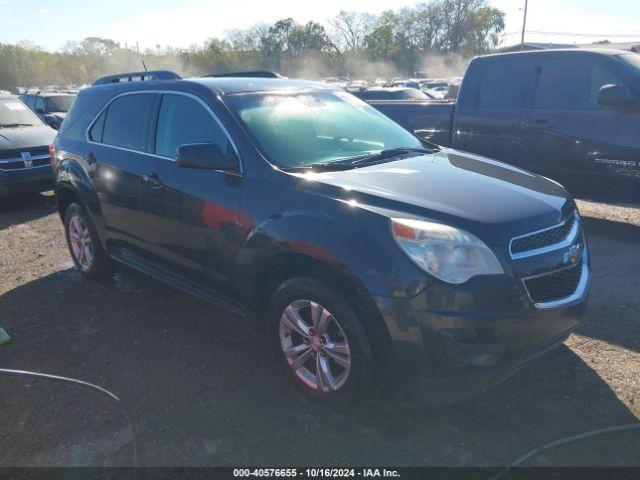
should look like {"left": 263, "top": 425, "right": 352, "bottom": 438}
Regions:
{"left": 268, "top": 277, "right": 375, "bottom": 409}
{"left": 64, "top": 202, "right": 111, "bottom": 280}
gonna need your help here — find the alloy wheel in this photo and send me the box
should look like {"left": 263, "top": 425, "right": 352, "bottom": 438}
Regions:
{"left": 68, "top": 214, "right": 94, "bottom": 271}
{"left": 279, "top": 299, "right": 352, "bottom": 392}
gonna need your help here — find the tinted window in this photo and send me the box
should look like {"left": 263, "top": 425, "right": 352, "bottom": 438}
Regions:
{"left": 102, "top": 94, "right": 156, "bottom": 150}
{"left": 476, "top": 59, "right": 531, "bottom": 108}
{"left": 618, "top": 53, "right": 640, "bottom": 72}
{"left": 155, "top": 94, "right": 229, "bottom": 158}
{"left": 35, "top": 96, "right": 45, "bottom": 112}
{"left": 89, "top": 110, "right": 106, "bottom": 142}
{"left": 533, "top": 58, "right": 626, "bottom": 109}
{"left": 46, "top": 95, "right": 75, "bottom": 113}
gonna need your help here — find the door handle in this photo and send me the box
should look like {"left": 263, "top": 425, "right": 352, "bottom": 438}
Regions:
{"left": 84, "top": 152, "right": 97, "bottom": 165}
{"left": 142, "top": 171, "right": 163, "bottom": 189}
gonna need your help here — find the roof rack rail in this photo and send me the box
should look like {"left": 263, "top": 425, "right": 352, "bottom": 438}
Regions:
{"left": 205, "top": 70, "right": 285, "bottom": 79}
{"left": 92, "top": 70, "right": 182, "bottom": 86}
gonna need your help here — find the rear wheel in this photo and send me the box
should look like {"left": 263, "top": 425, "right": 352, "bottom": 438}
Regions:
{"left": 268, "top": 278, "right": 375, "bottom": 409}
{"left": 64, "top": 203, "right": 111, "bottom": 280}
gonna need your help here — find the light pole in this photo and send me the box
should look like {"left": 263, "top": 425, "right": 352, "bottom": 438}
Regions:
{"left": 521, "top": 0, "right": 529, "bottom": 49}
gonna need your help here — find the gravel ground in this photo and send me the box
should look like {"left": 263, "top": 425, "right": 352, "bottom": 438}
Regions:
{"left": 0, "top": 192, "right": 638, "bottom": 468}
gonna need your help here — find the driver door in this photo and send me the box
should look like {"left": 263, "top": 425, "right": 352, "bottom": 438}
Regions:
{"left": 520, "top": 54, "right": 640, "bottom": 191}
{"left": 140, "top": 93, "right": 245, "bottom": 290}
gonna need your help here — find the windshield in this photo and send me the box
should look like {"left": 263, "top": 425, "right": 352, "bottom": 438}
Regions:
{"left": 618, "top": 53, "right": 640, "bottom": 72}
{"left": 225, "top": 90, "right": 423, "bottom": 168}
{"left": 0, "top": 98, "right": 41, "bottom": 126}
{"left": 46, "top": 95, "right": 75, "bottom": 112}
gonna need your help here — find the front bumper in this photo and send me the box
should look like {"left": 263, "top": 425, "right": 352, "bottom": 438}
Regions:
{"left": 0, "top": 166, "right": 53, "bottom": 195}
{"left": 374, "top": 251, "right": 589, "bottom": 408}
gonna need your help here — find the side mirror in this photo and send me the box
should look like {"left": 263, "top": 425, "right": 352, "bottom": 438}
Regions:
{"left": 597, "top": 84, "right": 638, "bottom": 109}
{"left": 176, "top": 143, "right": 238, "bottom": 171}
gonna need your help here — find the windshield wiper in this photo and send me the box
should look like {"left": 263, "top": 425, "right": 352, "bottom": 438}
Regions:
{"left": 317, "top": 147, "right": 436, "bottom": 169}
{"left": 281, "top": 146, "right": 438, "bottom": 172}
{"left": 0, "top": 123, "right": 34, "bottom": 128}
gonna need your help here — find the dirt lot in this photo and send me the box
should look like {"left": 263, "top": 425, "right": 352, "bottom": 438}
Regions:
{"left": 0, "top": 191, "right": 639, "bottom": 468}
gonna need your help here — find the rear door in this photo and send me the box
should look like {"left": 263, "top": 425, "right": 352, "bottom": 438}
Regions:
{"left": 453, "top": 55, "right": 534, "bottom": 166}
{"left": 139, "top": 92, "right": 244, "bottom": 290}
{"left": 87, "top": 92, "right": 158, "bottom": 251}
{"left": 521, "top": 52, "right": 640, "bottom": 194}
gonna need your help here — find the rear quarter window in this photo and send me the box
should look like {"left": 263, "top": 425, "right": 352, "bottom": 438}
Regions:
{"left": 58, "top": 91, "right": 104, "bottom": 139}
{"left": 89, "top": 110, "right": 106, "bottom": 143}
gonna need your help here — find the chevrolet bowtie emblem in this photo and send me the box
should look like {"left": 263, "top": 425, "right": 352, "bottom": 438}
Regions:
{"left": 563, "top": 242, "right": 582, "bottom": 266}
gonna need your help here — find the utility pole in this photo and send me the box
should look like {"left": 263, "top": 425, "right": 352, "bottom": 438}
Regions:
{"left": 521, "top": 0, "right": 529, "bottom": 49}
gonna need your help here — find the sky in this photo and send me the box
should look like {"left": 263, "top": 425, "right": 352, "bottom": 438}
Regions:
{"left": 0, "top": 0, "right": 639, "bottom": 51}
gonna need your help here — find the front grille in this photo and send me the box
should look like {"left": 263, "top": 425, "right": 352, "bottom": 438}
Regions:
{"left": 0, "top": 146, "right": 50, "bottom": 171}
{"left": 524, "top": 261, "right": 583, "bottom": 304}
{"left": 0, "top": 146, "right": 49, "bottom": 160}
{"left": 511, "top": 214, "right": 577, "bottom": 257}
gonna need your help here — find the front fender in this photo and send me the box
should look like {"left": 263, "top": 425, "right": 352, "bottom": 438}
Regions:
{"left": 236, "top": 206, "right": 429, "bottom": 300}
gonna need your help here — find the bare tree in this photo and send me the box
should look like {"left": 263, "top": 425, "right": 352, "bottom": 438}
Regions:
{"left": 329, "top": 11, "right": 374, "bottom": 52}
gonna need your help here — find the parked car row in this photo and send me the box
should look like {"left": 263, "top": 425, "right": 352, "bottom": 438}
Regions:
{"left": 20, "top": 91, "right": 77, "bottom": 129}
{"left": 48, "top": 69, "right": 589, "bottom": 409}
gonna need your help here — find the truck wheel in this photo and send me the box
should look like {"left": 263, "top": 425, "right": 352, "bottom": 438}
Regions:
{"left": 64, "top": 203, "right": 111, "bottom": 280}
{"left": 268, "top": 277, "right": 375, "bottom": 409}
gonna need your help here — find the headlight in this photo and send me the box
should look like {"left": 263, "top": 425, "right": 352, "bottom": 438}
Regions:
{"left": 391, "top": 218, "right": 503, "bottom": 284}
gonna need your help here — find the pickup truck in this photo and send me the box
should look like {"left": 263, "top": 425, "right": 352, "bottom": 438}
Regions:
{"left": 367, "top": 49, "right": 640, "bottom": 201}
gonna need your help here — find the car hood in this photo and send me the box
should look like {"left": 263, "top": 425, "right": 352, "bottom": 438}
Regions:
{"left": 291, "top": 149, "right": 574, "bottom": 246}
{"left": 0, "top": 124, "right": 56, "bottom": 150}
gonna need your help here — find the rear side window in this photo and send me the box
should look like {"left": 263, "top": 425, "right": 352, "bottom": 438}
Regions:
{"left": 474, "top": 58, "right": 531, "bottom": 109}
{"left": 533, "top": 58, "right": 626, "bottom": 109}
{"left": 89, "top": 110, "right": 106, "bottom": 142}
{"left": 102, "top": 94, "right": 156, "bottom": 151}
{"left": 154, "top": 94, "right": 230, "bottom": 158}
{"left": 24, "top": 96, "right": 36, "bottom": 109}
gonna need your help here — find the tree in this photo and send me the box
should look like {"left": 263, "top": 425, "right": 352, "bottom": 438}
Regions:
{"left": 0, "top": 0, "right": 507, "bottom": 90}
{"left": 329, "top": 11, "right": 374, "bottom": 52}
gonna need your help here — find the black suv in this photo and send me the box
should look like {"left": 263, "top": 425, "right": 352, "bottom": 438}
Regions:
{"left": 52, "top": 70, "right": 589, "bottom": 408}
{"left": 0, "top": 95, "right": 57, "bottom": 195}
{"left": 21, "top": 91, "right": 77, "bottom": 130}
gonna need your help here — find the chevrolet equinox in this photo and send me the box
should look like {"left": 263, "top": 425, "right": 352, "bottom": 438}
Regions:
{"left": 52, "top": 70, "right": 590, "bottom": 408}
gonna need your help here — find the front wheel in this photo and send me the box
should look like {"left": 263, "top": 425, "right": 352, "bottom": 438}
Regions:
{"left": 64, "top": 203, "right": 111, "bottom": 280}
{"left": 268, "top": 278, "right": 375, "bottom": 409}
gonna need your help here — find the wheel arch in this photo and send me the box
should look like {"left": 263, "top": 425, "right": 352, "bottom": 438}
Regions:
{"left": 251, "top": 250, "right": 395, "bottom": 376}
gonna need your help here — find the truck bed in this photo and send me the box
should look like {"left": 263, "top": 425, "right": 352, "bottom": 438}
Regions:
{"left": 365, "top": 99, "right": 456, "bottom": 147}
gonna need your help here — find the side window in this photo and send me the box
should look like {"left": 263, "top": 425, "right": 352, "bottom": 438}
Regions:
{"left": 89, "top": 109, "right": 106, "bottom": 142}
{"left": 102, "top": 94, "right": 156, "bottom": 151}
{"left": 154, "top": 94, "right": 231, "bottom": 159}
{"left": 35, "top": 96, "right": 45, "bottom": 112}
{"left": 475, "top": 59, "right": 531, "bottom": 109}
{"left": 533, "top": 58, "right": 626, "bottom": 110}
{"left": 24, "top": 96, "right": 35, "bottom": 109}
